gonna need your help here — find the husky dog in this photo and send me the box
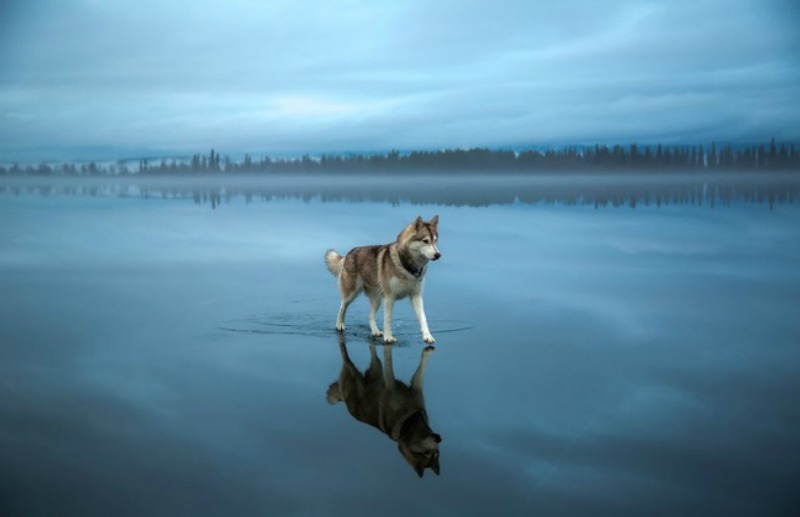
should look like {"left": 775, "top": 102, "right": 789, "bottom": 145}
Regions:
{"left": 327, "top": 335, "right": 441, "bottom": 477}
{"left": 325, "top": 215, "right": 440, "bottom": 344}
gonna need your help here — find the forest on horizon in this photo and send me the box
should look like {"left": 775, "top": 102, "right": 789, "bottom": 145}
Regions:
{"left": 2, "top": 139, "right": 799, "bottom": 177}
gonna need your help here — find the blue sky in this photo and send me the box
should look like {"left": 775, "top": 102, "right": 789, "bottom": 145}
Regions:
{"left": 1, "top": 0, "right": 798, "bottom": 162}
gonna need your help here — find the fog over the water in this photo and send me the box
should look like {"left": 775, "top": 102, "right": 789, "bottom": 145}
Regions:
{"left": 3, "top": 173, "right": 798, "bottom": 209}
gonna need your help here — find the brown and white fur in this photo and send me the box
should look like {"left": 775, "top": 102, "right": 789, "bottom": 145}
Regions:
{"left": 325, "top": 215, "right": 440, "bottom": 344}
{"left": 327, "top": 334, "right": 441, "bottom": 477}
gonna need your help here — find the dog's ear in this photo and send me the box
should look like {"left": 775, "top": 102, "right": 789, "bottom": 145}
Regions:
{"left": 429, "top": 215, "right": 439, "bottom": 228}
{"left": 431, "top": 454, "right": 440, "bottom": 476}
{"left": 414, "top": 216, "right": 424, "bottom": 229}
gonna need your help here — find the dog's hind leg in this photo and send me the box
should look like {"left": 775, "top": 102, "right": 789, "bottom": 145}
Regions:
{"left": 335, "top": 293, "right": 357, "bottom": 332}
{"left": 411, "top": 294, "right": 435, "bottom": 344}
{"left": 367, "top": 291, "right": 383, "bottom": 338}
{"left": 365, "top": 343, "right": 383, "bottom": 383}
{"left": 336, "top": 332, "right": 349, "bottom": 358}
{"left": 335, "top": 271, "right": 360, "bottom": 332}
{"left": 327, "top": 334, "right": 350, "bottom": 405}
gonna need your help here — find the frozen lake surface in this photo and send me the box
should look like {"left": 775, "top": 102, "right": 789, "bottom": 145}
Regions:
{"left": 1, "top": 175, "right": 799, "bottom": 515}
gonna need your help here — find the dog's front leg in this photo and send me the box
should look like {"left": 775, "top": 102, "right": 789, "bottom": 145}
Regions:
{"left": 382, "top": 344, "right": 396, "bottom": 385}
{"left": 368, "top": 293, "right": 383, "bottom": 338}
{"left": 411, "top": 294, "right": 435, "bottom": 343}
{"left": 411, "top": 345, "right": 435, "bottom": 391}
{"left": 382, "top": 296, "right": 396, "bottom": 343}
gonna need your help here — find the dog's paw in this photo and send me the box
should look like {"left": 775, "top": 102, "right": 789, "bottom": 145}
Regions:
{"left": 383, "top": 335, "right": 397, "bottom": 344}
{"left": 335, "top": 323, "right": 345, "bottom": 332}
{"left": 423, "top": 334, "right": 436, "bottom": 344}
{"left": 370, "top": 329, "right": 383, "bottom": 338}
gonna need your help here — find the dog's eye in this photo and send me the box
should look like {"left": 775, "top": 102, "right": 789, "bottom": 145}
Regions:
{"left": 422, "top": 238, "right": 430, "bottom": 244}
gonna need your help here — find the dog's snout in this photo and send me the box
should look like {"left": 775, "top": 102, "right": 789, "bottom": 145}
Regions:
{"left": 433, "top": 252, "right": 441, "bottom": 261}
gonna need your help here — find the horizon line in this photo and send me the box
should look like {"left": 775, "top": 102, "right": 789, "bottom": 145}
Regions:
{"left": 1, "top": 137, "right": 797, "bottom": 166}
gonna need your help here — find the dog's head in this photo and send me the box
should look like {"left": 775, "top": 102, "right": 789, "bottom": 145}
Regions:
{"left": 399, "top": 429, "right": 442, "bottom": 478}
{"left": 399, "top": 215, "right": 441, "bottom": 262}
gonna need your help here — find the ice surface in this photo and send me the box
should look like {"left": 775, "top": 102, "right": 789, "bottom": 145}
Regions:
{"left": 1, "top": 179, "right": 799, "bottom": 516}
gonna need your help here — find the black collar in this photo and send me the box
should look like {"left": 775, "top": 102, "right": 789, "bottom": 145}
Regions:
{"left": 399, "top": 251, "right": 425, "bottom": 278}
{"left": 398, "top": 410, "right": 427, "bottom": 438}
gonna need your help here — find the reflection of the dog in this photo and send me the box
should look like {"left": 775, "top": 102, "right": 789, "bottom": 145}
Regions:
{"left": 327, "top": 334, "right": 441, "bottom": 477}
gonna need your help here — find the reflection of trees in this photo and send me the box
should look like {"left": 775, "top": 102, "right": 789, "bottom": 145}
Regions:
{"left": 2, "top": 173, "right": 798, "bottom": 209}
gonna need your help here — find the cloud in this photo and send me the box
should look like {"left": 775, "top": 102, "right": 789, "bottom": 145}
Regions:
{"left": 1, "top": 0, "right": 798, "bottom": 161}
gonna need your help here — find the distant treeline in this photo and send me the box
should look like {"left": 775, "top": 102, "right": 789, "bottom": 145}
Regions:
{"left": 2, "top": 139, "right": 799, "bottom": 176}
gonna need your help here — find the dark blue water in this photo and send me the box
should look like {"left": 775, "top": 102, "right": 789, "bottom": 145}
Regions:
{"left": 1, "top": 177, "right": 799, "bottom": 516}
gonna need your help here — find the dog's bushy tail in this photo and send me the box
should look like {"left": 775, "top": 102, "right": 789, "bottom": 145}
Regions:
{"left": 326, "top": 381, "right": 343, "bottom": 404}
{"left": 325, "top": 249, "right": 344, "bottom": 277}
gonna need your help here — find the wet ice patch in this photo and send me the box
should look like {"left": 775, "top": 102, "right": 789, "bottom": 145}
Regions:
{"left": 218, "top": 312, "right": 473, "bottom": 342}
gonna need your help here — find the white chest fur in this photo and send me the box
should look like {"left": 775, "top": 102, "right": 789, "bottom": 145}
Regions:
{"left": 387, "top": 275, "right": 422, "bottom": 299}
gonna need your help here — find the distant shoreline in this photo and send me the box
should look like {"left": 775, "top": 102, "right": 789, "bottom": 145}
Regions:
{"left": 4, "top": 171, "right": 798, "bottom": 209}
{"left": 2, "top": 140, "right": 798, "bottom": 176}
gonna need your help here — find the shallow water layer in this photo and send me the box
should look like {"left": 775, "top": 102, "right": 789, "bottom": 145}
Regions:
{"left": 1, "top": 184, "right": 799, "bottom": 516}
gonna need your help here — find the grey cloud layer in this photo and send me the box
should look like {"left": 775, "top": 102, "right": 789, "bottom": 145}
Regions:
{"left": 1, "top": 0, "right": 798, "bottom": 160}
